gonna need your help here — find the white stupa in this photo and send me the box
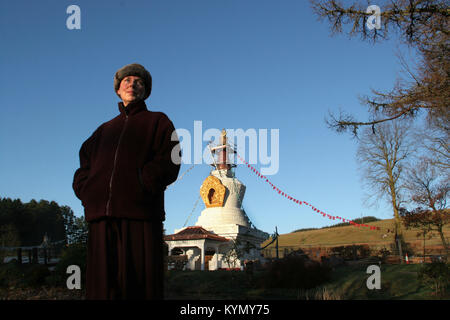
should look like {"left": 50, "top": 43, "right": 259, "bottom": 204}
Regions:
{"left": 165, "top": 129, "right": 269, "bottom": 270}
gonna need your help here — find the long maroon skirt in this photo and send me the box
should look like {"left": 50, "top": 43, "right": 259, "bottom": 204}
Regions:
{"left": 86, "top": 217, "right": 164, "bottom": 300}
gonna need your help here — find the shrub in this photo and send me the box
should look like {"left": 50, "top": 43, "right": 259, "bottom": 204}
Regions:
{"left": 45, "top": 273, "right": 64, "bottom": 287}
{"left": 417, "top": 261, "right": 450, "bottom": 297}
{"left": 331, "top": 245, "right": 372, "bottom": 260}
{"left": 23, "top": 265, "right": 51, "bottom": 287}
{"left": 54, "top": 243, "right": 87, "bottom": 286}
{"left": 358, "top": 245, "right": 371, "bottom": 258}
{"left": 378, "top": 248, "right": 391, "bottom": 262}
{"left": 261, "top": 255, "right": 332, "bottom": 290}
{"left": 0, "top": 261, "right": 24, "bottom": 287}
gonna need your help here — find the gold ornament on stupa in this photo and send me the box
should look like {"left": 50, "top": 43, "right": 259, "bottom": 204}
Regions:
{"left": 200, "top": 175, "right": 226, "bottom": 208}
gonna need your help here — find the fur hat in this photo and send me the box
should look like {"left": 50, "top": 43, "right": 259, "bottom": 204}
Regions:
{"left": 114, "top": 63, "right": 152, "bottom": 100}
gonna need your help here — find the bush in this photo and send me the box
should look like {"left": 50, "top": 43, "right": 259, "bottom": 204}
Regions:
{"left": 331, "top": 245, "right": 371, "bottom": 260}
{"left": 54, "top": 243, "right": 87, "bottom": 286}
{"left": 261, "top": 256, "right": 332, "bottom": 290}
{"left": 44, "top": 273, "right": 64, "bottom": 287}
{"left": 0, "top": 261, "right": 24, "bottom": 287}
{"left": 378, "top": 248, "right": 391, "bottom": 262}
{"left": 417, "top": 261, "right": 450, "bottom": 297}
{"left": 0, "top": 262, "right": 55, "bottom": 288}
{"left": 23, "top": 265, "right": 51, "bottom": 287}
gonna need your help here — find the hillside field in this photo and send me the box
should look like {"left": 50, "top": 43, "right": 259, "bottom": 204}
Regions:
{"left": 261, "top": 218, "right": 450, "bottom": 256}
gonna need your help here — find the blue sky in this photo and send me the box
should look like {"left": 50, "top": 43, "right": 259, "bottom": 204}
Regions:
{"left": 0, "top": 0, "right": 415, "bottom": 236}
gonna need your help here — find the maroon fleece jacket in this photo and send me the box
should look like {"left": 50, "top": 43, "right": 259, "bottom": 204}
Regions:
{"left": 72, "top": 100, "right": 181, "bottom": 222}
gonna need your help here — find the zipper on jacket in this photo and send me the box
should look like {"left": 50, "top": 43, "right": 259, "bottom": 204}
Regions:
{"left": 106, "top": 114, "right": 129, "bottom": 216}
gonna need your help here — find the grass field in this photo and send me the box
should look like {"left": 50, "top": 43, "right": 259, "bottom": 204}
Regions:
{"left": 324, "top": 263, "right": 445, "bottom": 300}
{"left": 164, "top": 264, "right": 449, "bottom": 300}
{"left": 1, "top": 260, "right": 448, "bottom": 300}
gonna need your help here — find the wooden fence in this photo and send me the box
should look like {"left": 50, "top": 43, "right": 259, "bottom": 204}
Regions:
{"left": 1, "top": 241, "right": 65, "bottom": 265}
{"left": 261, "top": 243, "right": 448, "bottom": 264}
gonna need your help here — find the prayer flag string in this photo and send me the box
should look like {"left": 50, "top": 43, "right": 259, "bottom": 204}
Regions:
{"left": 235, "top": 153, "right": 388, "bottom": 233}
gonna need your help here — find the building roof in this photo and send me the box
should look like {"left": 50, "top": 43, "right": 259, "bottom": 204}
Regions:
{"left": 164, "top": 226, "right": 230, "bottom": 242}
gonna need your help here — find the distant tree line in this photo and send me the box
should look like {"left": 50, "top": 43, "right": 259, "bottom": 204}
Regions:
{"left": 0, "top": 197, "right": 87, "bottom": 247}
{"left": 292, "top": 216, "right": 381, "bottom": 233}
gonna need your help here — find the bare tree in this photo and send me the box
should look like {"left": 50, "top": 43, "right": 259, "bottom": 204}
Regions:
{"left": 416, "top": 125, "right": 450, "bottom": 172}
{"left": 403, "top": 159, "right": 449, "bottom": 257}
{"left": 222, "top": 239, "right": 242, "bottom": 269}
{"left": 357, "top": 119, "right": 412, "bottom": 258}
{"left": 310, "top": 0, "right": 449, "bottom": 136}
